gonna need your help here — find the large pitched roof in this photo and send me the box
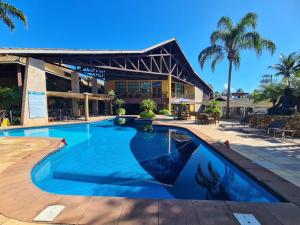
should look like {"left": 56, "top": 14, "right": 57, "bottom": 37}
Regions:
{"left": 0, "top": 38, "right": 212, "bottom": 91}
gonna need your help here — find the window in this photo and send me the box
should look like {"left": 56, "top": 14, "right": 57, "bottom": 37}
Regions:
{"left": 140, "top": 81, "right": 151, "bottom": 96}
{"left": 172, "top": 82, "right": 184, "bottom": 98}
{"left": 128, "top": 81, "right": 139, "bottom": 97}
{"left": 152, "top": 81, "right": 162, "bottom": 97}
{"left": 115, "top": 81, "right": 126, "bottom": 97}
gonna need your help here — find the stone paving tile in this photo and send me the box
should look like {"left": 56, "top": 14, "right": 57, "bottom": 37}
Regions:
{"left": 192, "top": 200, "right": 239, "bottom": 225}
{"left": 53, "top": 196, "right": 92, "bottom": 224}
{"left": 78, "top": 197, "right": 125, "bottom": 225}
{"left": 159, "top": 200, "right": 199, "bottom": 225}
{"left": 118, "top": 199, "right": 158, "bottom": 225}
{"left": 263, "top": 203, "right": 300, "bottom": 225}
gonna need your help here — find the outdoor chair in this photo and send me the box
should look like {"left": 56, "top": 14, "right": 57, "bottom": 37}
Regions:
{"left": 179, "top": 111, "right": 191, "bottom": 120}
{"left": 219, "top": 115, "right": 251, "bottom": 129}
{"left": 240, "top": 119, "right": 295, "bottom": 139}
{"left": 195, "top": 113, "right": 214, "bottom": 124}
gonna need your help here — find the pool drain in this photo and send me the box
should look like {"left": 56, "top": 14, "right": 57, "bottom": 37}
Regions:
{"left": 33, "top": 205, "right": 65, "bottom": 222}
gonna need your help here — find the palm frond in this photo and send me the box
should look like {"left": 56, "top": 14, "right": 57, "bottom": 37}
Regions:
{"left": 0, "top": 12, "right": 14, "bottom": 30}
{"left": 217, "top": 16, "right": 233, "bottom": 31}
{"left": 239, "top": 32, "right": 276, "bottom": 56}
{"left": 237, "top": 12, "right": 257, "bottom": 31}
{"left": 211, "top": 53, "right": 224, "bottom": 72}
{"left": 210, "top": 31, "right": 228, "bottom": 45}
{"left": 0, "top": 1, "right": 27, "bottom": 30}
{"left": 233, "top": 51, "right": 241, "bottom": 69}
{"left": 261, "top": 39, "right": 276, "bottom": 55}
{"left": 239, "top": 32, "right": 261, "bottom": 51}
{"left": 198, "top": 45, "right": 224, "bottom": 70}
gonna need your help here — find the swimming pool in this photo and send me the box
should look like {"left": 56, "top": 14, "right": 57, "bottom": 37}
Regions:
{"left": 1, "top": 119, "right": 279, "bottom": 202}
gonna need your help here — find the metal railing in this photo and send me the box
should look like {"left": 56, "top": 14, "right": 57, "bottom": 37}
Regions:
{"left": 171, "top": 92, "right": 195, "bottom": 99}
{"left": 48, "top": 108, "right": 76, "bottom": 121}
{"left": 116, "top": 92, "right": 168, "bottom": 99}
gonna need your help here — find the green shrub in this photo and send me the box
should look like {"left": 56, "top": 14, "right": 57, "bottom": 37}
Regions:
{"left": 0, "top": 87, "right": 21, "bottom": 110}
{"left": 108, "top": 89, "right": 115, "bottom": 97}
{"left": 139, "top": 110, "right": 156, "bottom": 119}
{"left": 117, "top": 108, "right": 126, "bottom": 115}
{"left": 204, "top": 100, "right": 222, "bottom": 117}
{"left": 159, "top": 109, "right": 170, "bottom": 115}
{"left": 140, "top": 99, "right": 157, "bottom": 112}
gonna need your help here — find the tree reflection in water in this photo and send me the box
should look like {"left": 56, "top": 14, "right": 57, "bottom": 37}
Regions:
{"left": 195, "top": 161, "right": 231, "bottom": 200}
{"left": 195, "top": 161, "right": 267, "bottom": 201}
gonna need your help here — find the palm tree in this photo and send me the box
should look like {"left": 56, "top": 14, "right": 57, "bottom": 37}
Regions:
{"left": 268, "top": 52, "right": 300, "bottom": 86}
{"left": 250, "top": 82, "right": 285, "bottom": 107}
{"left": 198, "top": 12, "right": 276, "bottom": 118}
{"left": 0, "top": 1, "right": 27, "bottom": 30}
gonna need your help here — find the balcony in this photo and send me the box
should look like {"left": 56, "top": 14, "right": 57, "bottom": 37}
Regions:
{"left": 171, "top": 92, "right": 195, "bottom": 99}
{"left": 116, "top": 92, "right": 168, "bottom": 99}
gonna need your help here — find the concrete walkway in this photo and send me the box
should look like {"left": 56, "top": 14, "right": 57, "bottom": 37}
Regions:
{"left": 158, "top": 118, "right": 300, "bottom": 187}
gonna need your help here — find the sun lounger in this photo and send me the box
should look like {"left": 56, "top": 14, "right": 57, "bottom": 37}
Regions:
{"left": 219, "top": 115, "right": 251, "bottom": 129}
{"left": 240, "top": 119, "right": 291, "bottom": 138}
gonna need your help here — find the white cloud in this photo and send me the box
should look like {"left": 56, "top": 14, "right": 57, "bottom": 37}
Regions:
{"left": 223, "top": 83, "right": 235, "bottom": 91}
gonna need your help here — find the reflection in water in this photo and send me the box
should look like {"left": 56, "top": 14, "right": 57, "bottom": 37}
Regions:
{"left": 195, "top": 162, "right": 230, "bottom": 200}
{"left": 129, "top": 124, "right": 199, "bottom": 185}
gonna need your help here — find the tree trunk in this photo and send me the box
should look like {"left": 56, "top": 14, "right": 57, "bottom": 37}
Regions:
{"left": 226, "top": 60, "right": 233, "bottom": 119}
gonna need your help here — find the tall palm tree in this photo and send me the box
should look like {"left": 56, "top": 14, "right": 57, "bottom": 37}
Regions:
{"left": 268, "top": 52, "right": 300, "bottom": 86}
{"left": 198, "top": 12, "right": 276, "bottom": 118}
{"left": 0, "top": 0, "right": 27, "bottom": 31}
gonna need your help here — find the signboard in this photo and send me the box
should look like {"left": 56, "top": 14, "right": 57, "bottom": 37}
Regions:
{"left": 28, "top": 91, "right": 47, "bottom": 118}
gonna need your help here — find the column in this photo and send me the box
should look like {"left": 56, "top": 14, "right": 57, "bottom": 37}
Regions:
{"left": 168, "top": 74, "right": 172, "bottom": 112}
{"left": 71, "top": 72, "right": 80, "bottom": 117}
{"left": 92, "top": 77, "right": 99, "bottom": 115}
{"left": 21, "top": 58, "right": 48, "bottom": 125}
{"left": 84, "top": 93, "right": 89, "bottom": 121}
{"left": 16, "top": 64, "right": 22, "bottom": 93}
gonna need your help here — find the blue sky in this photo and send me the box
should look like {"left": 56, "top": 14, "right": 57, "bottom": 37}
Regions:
{"left": 2, "top": 0, "right": 300, "bottom": 92}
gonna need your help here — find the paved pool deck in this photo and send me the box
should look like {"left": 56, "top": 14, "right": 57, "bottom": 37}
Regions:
{"left": 0, "top": 116, "right": 300, "bottom": 225}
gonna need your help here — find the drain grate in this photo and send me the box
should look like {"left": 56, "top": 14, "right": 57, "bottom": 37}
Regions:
{"left": 233, "top": 213, "right": 261, "bottom": 225}
{"left": 33, "top": 205, "right": 65, "bottom": 222}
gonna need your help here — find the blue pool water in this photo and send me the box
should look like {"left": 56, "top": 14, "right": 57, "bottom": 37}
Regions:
{"left": 1, "top": 119, "right": 279, "bottom": 202}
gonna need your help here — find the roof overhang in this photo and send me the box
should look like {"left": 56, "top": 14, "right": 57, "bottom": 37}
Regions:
{"left": 0, "top": 38, "right": 213, "bottom": 92}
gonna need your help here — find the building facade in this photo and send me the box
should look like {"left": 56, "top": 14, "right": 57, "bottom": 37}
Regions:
{"left": 0, "top": 38, "right": 213, "bottom": 125}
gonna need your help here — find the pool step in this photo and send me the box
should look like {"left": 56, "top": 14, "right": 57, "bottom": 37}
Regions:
{"left": 53, "top": 171, "right": 164, "bottom": 187}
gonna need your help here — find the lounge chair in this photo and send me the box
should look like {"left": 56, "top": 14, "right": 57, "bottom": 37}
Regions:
{"left": 219, "top": 115, "right": 251, "bottom": 129}
{"left": 240, "top": 119, "right": 294, "bottom": 138}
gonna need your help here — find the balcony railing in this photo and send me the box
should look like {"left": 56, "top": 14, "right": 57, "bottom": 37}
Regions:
{"left": 171, "top": 92, "right": 195, "bottom": 99}
{"left": 114, "top": 92, "right": 195, "bottom": 99}
{"left": 116, "top": 92, "right": 168, "bottom": 99}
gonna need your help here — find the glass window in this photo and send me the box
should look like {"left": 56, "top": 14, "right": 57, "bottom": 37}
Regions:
{"left": 152, "top": 81, "right": 162, "bottom": 97}
{"left": 115, "top": 81, "right": 126, "bottom": 96}
{"left": 176, "top": 83, "right": 184, "bottom": 98}
{"left": 128, "top": 81, "right": 139, "bottom": 97}
{"left": 140, "top": 82, "right": 151, "bottom": 93}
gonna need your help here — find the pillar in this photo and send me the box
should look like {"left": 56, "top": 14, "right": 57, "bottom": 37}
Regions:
{"left": 92, "top": 77, "right": 99, "bottom": 115}
{"left": 71, "top": 72, "right": 80, "bottom": 117}
{"left": 16, "top": 64, "right": 22, "bottom": 93}
{"left": 84, "top": 93, "right": 89, "bottom": 121}
{"left": 168, "top": 74, "right": 172, "bottom": 112}
{"left": 21, "top": 58, "right": 48, "bottom": 125}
